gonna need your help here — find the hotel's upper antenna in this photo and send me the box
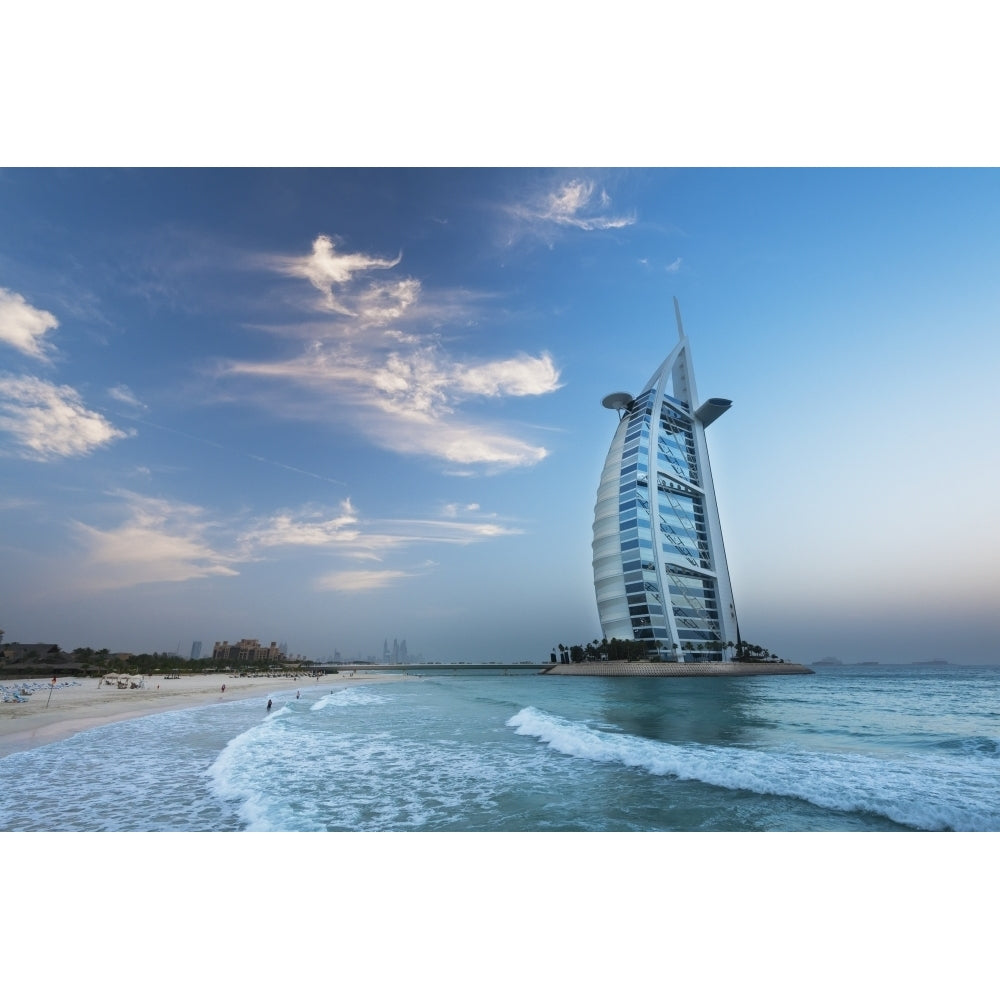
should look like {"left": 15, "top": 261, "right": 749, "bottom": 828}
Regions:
{"left": 673, "top": 296, "right": 686, "bottom": 340}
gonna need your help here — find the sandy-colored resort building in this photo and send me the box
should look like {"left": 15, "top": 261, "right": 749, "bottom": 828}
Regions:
{"left": 212, "top": 638, "right": 282, "bottom": 663}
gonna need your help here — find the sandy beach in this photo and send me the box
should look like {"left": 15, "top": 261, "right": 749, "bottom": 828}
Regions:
{"left": 0, "top": 670, "right": 413, "bottom": 758}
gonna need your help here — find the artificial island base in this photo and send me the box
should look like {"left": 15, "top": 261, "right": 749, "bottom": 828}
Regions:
{"left": 543, "top": 660, "right": 812, "bottom": 677}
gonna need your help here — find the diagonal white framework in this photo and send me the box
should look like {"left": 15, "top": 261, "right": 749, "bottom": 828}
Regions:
{"left": 592, "top": 299, "right": 737, "bottom": 662}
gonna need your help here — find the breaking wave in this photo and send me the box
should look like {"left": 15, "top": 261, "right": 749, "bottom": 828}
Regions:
{"left": 310, "top": 688, "right": 388, "bottom": 712}
{"left": 506, "top": 706, "right": 1000, "bottom": 831}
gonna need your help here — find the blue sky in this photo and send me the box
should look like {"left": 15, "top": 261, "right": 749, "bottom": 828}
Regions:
{"left": 2, "top": 168, "right": 999, "bottom": 663}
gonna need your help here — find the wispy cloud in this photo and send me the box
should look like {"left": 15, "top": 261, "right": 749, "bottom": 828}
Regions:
{"left": 372, "top": 413, "right": 549, "bottom": 468}
{"left": 230, "top": 344, "right": 559, "bottom": 418}
{"left": 442, "top": 502, "right": 480, "bottom": 517}
{"left": 226, "top": 348, "right": 554, "bottom": 468}
{"left": 0, "top": 496, "right": 40, "bottom": 512}
{"left": 315, "top": 568, "right": 419, "bottom": 592}
{"left": 270, "top": 234, "right": 402, "bottom": 314}
{"left": 73, "top": 492, "right": 240, "bottom": 590}
{"left": 240, "top": 498, "right": 523, "bottom": 564}
{"left": 0, "top": 374, "right": 132, "bottom": 460}
{"left": 70, "top": 488, "right": 521, "bottom": 595}
{"left": 355, "top": 278, "right": 421, "bottom": 326}
{"left": 108, "top": 384, "right": 147, "bottom": 410}
{"left": 242, "top": 499, "right": 363, "bottom": 552}
{"left": 665, "top": 256, "right": 683, "bottom": 273}
{"left": 506, "top": 178, "right": 636, "bottom": 239}
{"left": 237, "top": 496, "right": 522, "bottom": 593}
{"left": 224, "top": 235, "right": 560, "bottom": 470}
{"left": 64, "top": 483, "right": 522, "bottom": 595}
{"left": 0, "top": 288, "right": 60, "bottom": 361}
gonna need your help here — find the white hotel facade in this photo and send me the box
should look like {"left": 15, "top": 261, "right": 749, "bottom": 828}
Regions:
{"left": 592, "top": 300, "right": 738, "bottom": 662}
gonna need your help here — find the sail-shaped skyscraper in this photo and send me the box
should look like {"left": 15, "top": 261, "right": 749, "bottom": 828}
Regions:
{"left": 592, "top": 300, "right": 738, "bottom": 662}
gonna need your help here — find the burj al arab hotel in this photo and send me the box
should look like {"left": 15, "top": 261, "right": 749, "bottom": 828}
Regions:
{"left": 592, "top": 299, "right": 738, "bottom": 662}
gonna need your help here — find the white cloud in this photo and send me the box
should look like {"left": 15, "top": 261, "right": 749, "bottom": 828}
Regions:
{"left": 453, "top": 353, "right": 561, "bottom": 398}
{"left": 443, "top": 502, "right": 480, "bottom": 517}
{"left": 315, "top": 568, "right": 416, "bottom": 592}
{"left": 238, "top": 358, "right": 552, "bottom": 466}
{"left": 0, "top": 374, "right": 131, "bottom": 460}
{"left": 666, "top": 257, "right": 683, "bottom": 272}
{"left": 228, "top": 234, "right": 561, "bottom": 470}
{"left": 248, "top": 498, "right": 523, "bottom": 593}
{"left": 509, "top": 178, "right": 636, "bottom": 233}
{"left": 275, "top": 234, "right": 402, "bottom": 314}
{"left": 368, "top": 347, "right": 560, "bottom": 416}
{"left": 0, "top": 288, "right": 59, "bottom": 360}
{"left": 356, "top": 278, "right": 421, "bottom": 326}
{"left": 384, "top": 328, "right": 422, "bottom": 344}
{"left": 369, "top": 349, "right": 451, "bottom": 415}
{"left": 73, "top": 492, "right": 239, "bottom": 589}
{"left": 241, "top": 499, "right": 523, "bottom": 562}
{"left": 68, "top": 489, "right": 522, "bottom": 595}
{"left": 243, "top": 499, "right": 362, "bottom": 550}
{"left": 375, "top": 414, "right": 549, "bottom": 468}
{"left": 377, "top": 516, "right": 521, "bottom": 542}
{"left": 226, "top": 338, "right": 559, "bottom": 470}
{"left": 108, "top": 384, "right": 147, "bottom": 409}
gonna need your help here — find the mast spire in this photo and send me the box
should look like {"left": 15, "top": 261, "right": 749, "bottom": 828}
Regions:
{"left": 673, "top": 296, "right": 686, "bottom": 341}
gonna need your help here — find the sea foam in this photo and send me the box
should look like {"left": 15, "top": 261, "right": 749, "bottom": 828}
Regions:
{"left": 310, "top": 688, "right": 387, "bottom": 712}
{"left": 207, "top": 703, "right": 322, "bottom": 831}
{"left": 506, "top": 705, "right": 1000, "bottom": 831}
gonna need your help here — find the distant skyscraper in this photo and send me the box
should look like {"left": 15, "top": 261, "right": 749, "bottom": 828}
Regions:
{"left": 384, "top": 638, "right": 390, "bottom": 663}
{"left": 190, "top": 641, "right": 202, "bottom": 660}
{"left": 592, "top": 299, "right": 737, "bottom": 662}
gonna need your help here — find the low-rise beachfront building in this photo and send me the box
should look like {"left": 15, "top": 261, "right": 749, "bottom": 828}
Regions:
{"left": 592, "top": 299, "right": 738, "bottom": 663}
{"left": 1, "top": 642, "right": 67, "bottom": 664}
{"left": 212, "top": 638, "right": 282, "bottom": 662}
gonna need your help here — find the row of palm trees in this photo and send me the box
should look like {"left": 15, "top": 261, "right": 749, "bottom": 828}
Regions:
{"left": 688, "top": 639, "right": 782, "bottom": 662}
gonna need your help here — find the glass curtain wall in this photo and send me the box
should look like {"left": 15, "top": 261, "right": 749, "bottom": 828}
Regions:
{"left": 593, "top": 306, "right": 736, "bottom": 662}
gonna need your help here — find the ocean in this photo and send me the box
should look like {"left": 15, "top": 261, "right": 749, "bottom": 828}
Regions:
{"left": 2, "top": 663, "right": 998, "bottom": 832}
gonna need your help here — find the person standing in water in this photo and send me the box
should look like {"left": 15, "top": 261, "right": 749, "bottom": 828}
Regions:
{"left": 266, "top": 698, "right": 272, "bottom": 712}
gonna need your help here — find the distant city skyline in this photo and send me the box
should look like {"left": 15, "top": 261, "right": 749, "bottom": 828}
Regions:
{"left": 2, "top": 169, "right": 999, "bottom": 664}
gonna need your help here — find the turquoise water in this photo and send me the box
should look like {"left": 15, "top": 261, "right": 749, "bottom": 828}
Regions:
{"left": 2, "top": 664, "right": 998, "bottom": 831}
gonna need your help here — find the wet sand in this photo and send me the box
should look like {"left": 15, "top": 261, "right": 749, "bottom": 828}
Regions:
{"left": 0, "top": 671, "right": 412, "bottom": 757}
